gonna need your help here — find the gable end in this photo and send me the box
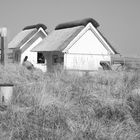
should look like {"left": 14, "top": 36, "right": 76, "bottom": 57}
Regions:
{"left": 21, "top": 28, "right": 47, "bottom": 53}
{"left": 63, "top": 23, "right": 117, "bottom": 55}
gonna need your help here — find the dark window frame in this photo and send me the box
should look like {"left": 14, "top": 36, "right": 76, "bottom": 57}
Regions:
{"left": 37, "top": 52, "right": 45, "bottom": 64}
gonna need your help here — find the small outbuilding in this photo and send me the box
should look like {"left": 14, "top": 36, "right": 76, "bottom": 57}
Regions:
{"left": 0, "top": 83, "right": 14, "bottom": 105}
{"left": 32, "top": 18, "right": 119, "bottom": 72}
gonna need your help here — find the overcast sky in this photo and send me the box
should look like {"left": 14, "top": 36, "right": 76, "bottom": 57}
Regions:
{"left": 0, "top": 0, "right": 140, "bottom": 57}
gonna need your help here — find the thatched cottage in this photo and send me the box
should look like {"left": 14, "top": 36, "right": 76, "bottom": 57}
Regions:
{"left": 8, "top": 24, "right": 48, "bottom": 72}
{"left": 32, "top": 18, "right": 119, "bottom": 72}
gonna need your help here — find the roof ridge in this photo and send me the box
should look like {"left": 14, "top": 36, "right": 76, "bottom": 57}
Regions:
{"left": 55, "top": 18, "right": 99, "bottom": 30}
{"left": 23, "top": 24, "right": 47, "bottom": 31}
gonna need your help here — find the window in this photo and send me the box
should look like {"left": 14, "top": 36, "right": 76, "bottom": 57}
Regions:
{"left": 37, "top": 52, "right": 45, "bottom": 63}
{"left": 52, "top": 55, "right": 64, "bottom": 65}
{"left": 15, "top": 51, "right": 20, "bottom": 62}
{"left": 52, "top": 55, "right": 59, "bottom": 64}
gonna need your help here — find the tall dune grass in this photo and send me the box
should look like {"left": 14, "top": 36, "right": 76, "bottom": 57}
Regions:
{"left": 0, "top": 64, "right": 140, "bottom": 140}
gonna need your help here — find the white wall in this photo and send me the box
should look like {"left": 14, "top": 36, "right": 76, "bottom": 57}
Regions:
{"left": 68, "top": 30, "right": 109, "bottom": 54}
{"left": 21, "top": 37, "right": 47, "bottom": 72}
{"left": 64, "top": 54, "right": 110, "bottom": 70}
{"left": 64, "top": 30, "right": 111, "bottom": 70}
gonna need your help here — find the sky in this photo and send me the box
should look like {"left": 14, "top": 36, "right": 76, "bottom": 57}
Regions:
{"left": 0, "top": 0, "right": 140, "bottom": 57}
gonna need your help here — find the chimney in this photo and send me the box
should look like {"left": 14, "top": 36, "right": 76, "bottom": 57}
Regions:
{"left": 0, "top": 27, "right": 8, "bottom": 65}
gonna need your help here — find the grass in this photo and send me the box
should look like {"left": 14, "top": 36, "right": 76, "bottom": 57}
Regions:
{"left": 0, "top": 64, "right": 140, "bottom": 140}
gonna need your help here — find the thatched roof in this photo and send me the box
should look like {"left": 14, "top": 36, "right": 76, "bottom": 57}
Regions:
{"left": 9, "top": 23, "right": 47, "bottom": 49}
{"left": 32, "top": 26, "right": 84, "bottom": 52}
{"left": 8, "top": 29, "right": 37, "bottom": 49}
{"left": 23, "top": 24, "right": 47, "bottom": 30}
{"left": 55, "top": 18, "right": 99, "bottom": 30}
{"left": 32, "top": 18, "right": 118, "bottom": 54}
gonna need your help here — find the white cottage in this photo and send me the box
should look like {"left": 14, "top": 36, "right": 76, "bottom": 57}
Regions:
{"left": 8, "top": 24, "right": 48, "bottom": 72}
{"left": 32, "top": 18, "right": 119, "bottom": 72}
